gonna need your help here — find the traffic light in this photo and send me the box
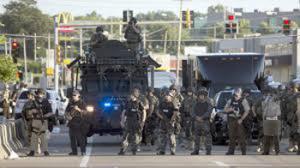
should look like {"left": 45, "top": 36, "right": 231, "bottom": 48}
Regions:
{"left": 123, "top": 10, "right": 133, "bottom": 23}
{"left": 11, "top": 40, "right": 20, "bottom": 63}
{"left": 283, "top": 19, "right": 291, "bottom": 35}
{"left": 56, "top": 45, "right": 61, "bottom": 64}
{"left": 16, "top": 71, "right": 23, "bottom": 81}
{"left": 231, "top": 22, "right": 238, "bottom": 34}
{"left": 182, "top": 11, "right": 187, "bottom": 28}
{"left": 182, "top": 10, "right": 194, "bottom": 29}
{"left": 225, "top": 23, "right": 231, "bottom": 34}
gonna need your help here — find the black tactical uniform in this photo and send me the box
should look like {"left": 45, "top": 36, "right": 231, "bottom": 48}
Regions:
{"left": 65, "top": 92, "right": 88, "bottom": 156}
{"left": 144, "top": 88, "right": 159, "bottom": 146}
{"left": 157, "top": 98, "right": 178, "bottom": 155}
{"left": 119, "top": 96, "right": 144, "bottom": 155}
{"left": 124, "top": 17, "right": 142, "bottom": 51}
{"left": 191, "top": 90, "right": 213, "bottom": 155}
{"left": 90, "top": 26, "right": 108, "bottom": 48}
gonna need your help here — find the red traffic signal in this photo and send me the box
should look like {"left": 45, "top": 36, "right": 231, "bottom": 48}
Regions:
{"left": 12, "top": 40, "right": 19, "bottom": 50}
{"left": 283, "top": 19, "right": 291, "bottom": 25}
{"left": 228, "top": 15, "right": 235, "bottom": 21}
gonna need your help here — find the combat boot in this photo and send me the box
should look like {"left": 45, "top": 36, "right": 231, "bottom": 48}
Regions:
{"left": 157, "top": 151, "right": 165, "bottom": 155}
{"left": 27, "top": 151, "right": 35, "bottom": 157}
{"left": 44, "top": 151, "right": 50, "bottom": 156}
{"left": 132, "top": 151, "right": 136, "bottom": 155}
{"left": 190, "top": 151, "right": 199, "bottom": 155}
{"left": 206, "top": 150, "right": 211, "bottom": 155}
{"left": 118, "top": 150, "right": 125, "bottom": 155}
{"left": 170, "top": 151, "right": 176, "bottom": 155}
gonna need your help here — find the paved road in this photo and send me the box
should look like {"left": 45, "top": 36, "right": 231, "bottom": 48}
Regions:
{"left": 0, "top": 126, "right": 299, "bottom": 168}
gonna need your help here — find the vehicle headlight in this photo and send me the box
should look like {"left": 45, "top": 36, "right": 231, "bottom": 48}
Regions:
{"left": 86, "top": 105, "right": 94, "bottom": 112}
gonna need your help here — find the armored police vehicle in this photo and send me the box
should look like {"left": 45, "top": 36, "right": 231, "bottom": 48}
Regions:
{"left": 68, "top": 40, "right": 160, "bottom": 136}
{"left": 193, "top": 53, "right": 265, "bottom": 144}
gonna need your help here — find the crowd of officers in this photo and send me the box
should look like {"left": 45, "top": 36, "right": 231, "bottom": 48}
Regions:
{"left": 117, "top": 83, "right": 300, "bottom": 156}
{"left": 19, "top": 82, "right": 300, "bottom": 156}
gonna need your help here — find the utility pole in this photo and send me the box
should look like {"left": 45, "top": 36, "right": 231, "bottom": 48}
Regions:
{"left": 54, "top": 16, "right": 59, "bottom": 92}
{"left": 164, "top": 30, "right": 168, "bottom": 53}
{"left": 176, "top": 0, "right": 184, "bottom": 84}
{"left": 23, "top": 33, "right": 28, "bottom": 84}
{"left": 143, "top": 31, "right": 146, "bottom": 49}
{"left": 34, "top": 33, "right": 37, "bottom": 61}
{"left": 79, "top": 28, "right": 83, "bottom": 56}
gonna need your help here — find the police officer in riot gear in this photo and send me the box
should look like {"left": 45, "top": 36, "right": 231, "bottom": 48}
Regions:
{"left": 25, "top": 89, "right": 52, "bottom": 156}
{"left": 157, "top": 94, "right": 179, "bottom": 155}
{"left": 65, "top": 90, "right": 89, "bottom": 156}
{"left": 143, "top": 88, "right": 159, "bottom": 148}
{"left": 224, "top": 88, "right": 250, "bottom": 155}
{"left": 181, "top": 87, "right": 196, "bottom": 150}
{"left": 124, "top": 17, "right": 142, "bottom": 51}
{"left": 22, "top": 91, "right": 36, "bottom": 146}
{"left": 119, "top": 88, "right": 146, "bottom": 155}
{"left": 90, "top": 25, "right": 108, "bottom": 48}
{"left": 191, "top": 89, "right": 213, "bottom": 155}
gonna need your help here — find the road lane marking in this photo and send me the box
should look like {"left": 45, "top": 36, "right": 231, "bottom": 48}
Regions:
{"left": 80, "top": 136, "right": 94, "bottom": 168}
{"left": 214, "top": 161, "right": 229, "bottom": 167}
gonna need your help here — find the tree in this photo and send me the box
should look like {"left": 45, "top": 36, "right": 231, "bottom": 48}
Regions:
{"left": 208, "top": 4, "right": 225, "bottom": 14}
{"left": 257, "top": 21, "right": 274, "bottom": 35}
{"left": 0, "top": 0, "right": 52, "bottom": 35}
{"left": 0, "top": 55, "right": 18, "bottom": 84}
{"left": 239, "top": 19, "right": 252, "bottom": 35}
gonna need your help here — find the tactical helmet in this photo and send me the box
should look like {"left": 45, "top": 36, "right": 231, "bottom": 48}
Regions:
{"left": 96, "top": 26, "right": 104, "bottom": 32}
{"left": 169, "top": 84, "right": 177, "bottom": 91}
{"left": 28, "top": 90, "right": 36, "bottom": 96}
{"left": 186, "top": 87, "right": 193, "bottom": 93}
{"left": 198, "top": 89, "right": 208, "bottom": 96}
{"left": 147, "top": 87, "right": 155, "bottom": 93}
{"left": 129, "top": 17, "right": 137, "bottom": 24}
{"left": 36, "top": 88, "right": 45, "bottom": 95}
{"left": 72, "top": 90, "right": 80, "bottom": 96}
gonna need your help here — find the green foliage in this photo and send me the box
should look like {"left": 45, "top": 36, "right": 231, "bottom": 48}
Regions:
{"left": 0, "top": 55, "right": 18, "bottom": 83}
{"left": 208, "top": 4, "right": 225, "bottom": 14}
{"left": 257, "top": 21, "right": 275, "bottom": 35}
{"left": 27, "top": 60, "right": 42, "bottom": 73}
{"left": 0, "top": 0, "right": 52, "bottom": 35}
{"left": 239, "top": 19, "right": 252, "bottom": 35}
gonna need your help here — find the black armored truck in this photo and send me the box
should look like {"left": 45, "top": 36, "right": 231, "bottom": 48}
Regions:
{"left": 68, "top": 40, "right": 160, "bottom": 136}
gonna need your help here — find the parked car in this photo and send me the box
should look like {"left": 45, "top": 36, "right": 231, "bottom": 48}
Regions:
{"left": 15, "top": 89, "right": 68, "bottom": 124}
{"left": 211, "top": 89, "right": 262, "bottom": 144}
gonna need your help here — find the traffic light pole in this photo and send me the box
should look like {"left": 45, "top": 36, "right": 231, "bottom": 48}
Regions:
{"left": 54, "top": 16, "right": 59, "bottom": 92}
{"left": 176, "top": 0, "right": 183, "bottom": 85}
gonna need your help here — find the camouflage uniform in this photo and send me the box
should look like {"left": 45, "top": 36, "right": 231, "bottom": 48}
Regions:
{"left": 253, "top": 95, "right": 265, "bottom": 152}
{"left": 119, "top": 96, "right": 145, "bottom": 155}
{"left": 181, "top": 91, "right": 196, "bottom": 148}
{"left": 157, "top": 99, "right": 178, "bottom": 155}
{"left": 144, "top": 92, "right": 159, "bottom": 146}
{"left": 243, "top": 90, "right": 255, "bottom": 144}
{"left": 191, "top": 90, "right": 213, "bottom": 155}
{"left": 286, "top": 90, "right": 299, "bottom": 152}
{"left": 124, "top": 18, "right": 142, "bottom": 51}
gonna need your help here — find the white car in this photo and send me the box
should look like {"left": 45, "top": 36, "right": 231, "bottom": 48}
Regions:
{"left": 15, "top": 89, "right": 69, "bottom": 124}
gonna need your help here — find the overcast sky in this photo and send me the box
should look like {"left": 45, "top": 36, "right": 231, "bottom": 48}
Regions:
{"left": 1, "top": 0, "right": 300, "bottom": 17}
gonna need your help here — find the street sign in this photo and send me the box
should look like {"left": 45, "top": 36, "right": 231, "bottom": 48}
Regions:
{"left": 63, "top": 59, "right": 71, "bottom": 65}
{"left": 59, "top": 26, "right": 75, "bottom": 33}
{"left": 0, "top": 35, "right": 6, "bottom": 44}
